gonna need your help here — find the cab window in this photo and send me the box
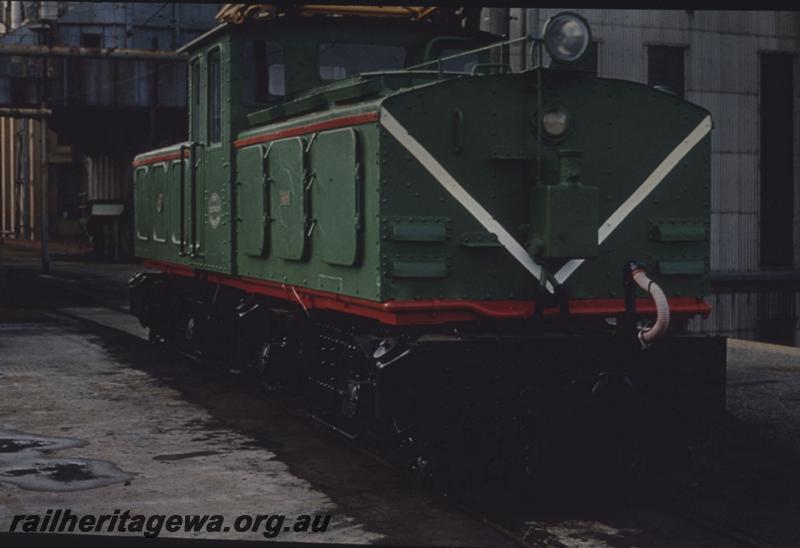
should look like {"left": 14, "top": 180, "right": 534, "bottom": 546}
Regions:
{"left": 207, "top": 48, "right": 221, "bottom": 144}
{"left": 242, "top": 40, "right": 285, "bottom": 104}
{"left": 319, "top": 43, "right": 406, "bottom": 80}
{"left": 190, "top": 58, "right": 201, "bottom": 140}
{"left": 439, "top": 48, "right": 479, "bottom": 73}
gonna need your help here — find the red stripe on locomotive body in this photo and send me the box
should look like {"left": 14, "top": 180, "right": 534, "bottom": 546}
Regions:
{"left": 132, "top": 149, "right": 189, "bottom": 168}
{"left": 232, "top": 112, "right": 380, "bottom": 148}
{"left": 143, "top": 259, "right": 711, "bottom": 326}
{"left": 132, "top": 112, "right": 379, "bottom": 168}
{"left": 132, "top": 113, "right": 378, "bottom": 167}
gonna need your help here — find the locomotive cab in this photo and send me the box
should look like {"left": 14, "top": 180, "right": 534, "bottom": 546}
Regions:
{"left": 181, "top": 16, "right": 499, "bottom": 147}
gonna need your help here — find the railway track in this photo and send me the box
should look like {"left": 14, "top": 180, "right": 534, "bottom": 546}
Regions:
{"left": 8, "top": 265, "right": 789, "bottom": 547}
{"left": 47, "top": 303, "right": 782, "bottom": 548}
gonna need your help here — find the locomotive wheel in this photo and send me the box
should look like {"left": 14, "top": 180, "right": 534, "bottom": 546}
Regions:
{"left": 400, "top": 366, "right": 530, "bottom": 500}
{"left": 179, "top": 314, "right": 206, "bottom": 359}
{"left": 148, "top": 327, "right": 166, "bottom": 346}
{"left": 254, "top": 341, "right": 279, "bottom": 392}
{"left": 184, "top": 316, "right": 197, "bottom": 343}
{"left": 377, "top": 338, "right": 581, "bottom": 502}
{"left": 585, "top": 373, "right": 644, "bottom": 481}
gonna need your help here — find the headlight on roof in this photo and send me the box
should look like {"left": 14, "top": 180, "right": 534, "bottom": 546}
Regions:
{"left": 542, "top": 11, "right": 592, "bottom": 64}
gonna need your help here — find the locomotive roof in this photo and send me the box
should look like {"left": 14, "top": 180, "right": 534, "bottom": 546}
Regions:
{"left": 215, "top": 4, "right": 453, "bottom": 24}
{"left": 178, "top": 5, "right": 479, "bottom": 54}
{"left": 177, "top": 23, "right": 230, "bottom": 54}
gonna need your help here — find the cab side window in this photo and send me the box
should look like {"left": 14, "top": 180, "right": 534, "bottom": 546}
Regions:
{"left": 242, "top": 41, "right": 286, "bottom": 104}
{"left": 190, "top": 58, "right": 201, "bottom": 141}
{"left": 208, "top": 48, "right": 221, "bottom": 144}
{"left": 319, "top": 43, "right": 406, "bottom": 81}
{"left": 439, "top": 48, "right": 479, "bottom": 73}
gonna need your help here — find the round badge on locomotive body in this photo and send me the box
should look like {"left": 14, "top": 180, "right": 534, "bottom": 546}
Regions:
{"left": 208, "top": 192, "right": 222, "bottom": 228}
{"left": 208, "top": 192, "right": 222, "bottom": 229}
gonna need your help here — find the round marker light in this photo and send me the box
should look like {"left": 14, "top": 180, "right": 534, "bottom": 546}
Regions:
{"left": 542, "top": 108, "right": 570, "bottom": 138}
{"left": 542, "top": 12, "right": 591, "bottom": 64}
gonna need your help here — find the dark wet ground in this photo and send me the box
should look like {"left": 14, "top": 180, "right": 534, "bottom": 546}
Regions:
{"left": 0, "top": 250, "right": 520, "bottom": 545}
{"left": 2, "top": 248, "right": 800, "bottom": 546}
{"left": 0, "top": 430, "right": 133, "bottom": 492}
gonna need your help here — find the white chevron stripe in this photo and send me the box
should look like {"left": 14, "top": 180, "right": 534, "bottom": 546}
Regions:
{"left": 554, "top": 115, "right": 712, "bottom": 285}
{"left": 380, "top": 107, "right": 554, "bottom": 293}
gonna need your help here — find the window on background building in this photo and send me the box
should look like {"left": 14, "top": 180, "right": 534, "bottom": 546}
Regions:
{"left": 318, "top": 43, "right": 406, "bottom": 81}
{"left": 647, "top": 45, "right": 684, "bottom": 98}
{"left": 242, "top": 41, "right": 285, "bottom": 104}
{"left": 207, "top": 49, "right": 221, "bottom": 144}
{"left": 80, "top": 33, "right": 102, "bottom": 48}
{"left": 56, "top": 165, "right": 83, "bottom": 221}
{"left": 759, "top": 52, "right": 794, "bottom": 269}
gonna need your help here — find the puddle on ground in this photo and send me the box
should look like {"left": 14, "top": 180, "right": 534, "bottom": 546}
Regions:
{"left": 0, "top": 439, "right": 46, "bottom": 453}
{"left": 0, "top": 430, "right": 133, "bottom": 492}
{"left": 0, "top": 430, "right": 85, "bottom": 456}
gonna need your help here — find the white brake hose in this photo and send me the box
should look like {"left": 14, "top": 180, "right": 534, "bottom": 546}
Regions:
{"left": 632, "top": 269, "right": 670, "bottom": 348}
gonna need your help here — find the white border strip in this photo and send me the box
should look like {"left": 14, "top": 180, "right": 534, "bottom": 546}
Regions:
{"left": 554, "top": 115, "right": 712, "bottom": 285}
{"left": 380, "top": 107, "right": 554, "bottom": 293}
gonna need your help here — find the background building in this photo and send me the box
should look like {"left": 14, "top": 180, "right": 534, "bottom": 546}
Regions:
{"left": 0, "top": 1, "right": 219, "bottom": 257}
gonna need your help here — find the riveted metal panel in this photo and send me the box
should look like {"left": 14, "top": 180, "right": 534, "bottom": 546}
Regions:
{"left": 134, "top": 165, "right": 150, "bottom": 245}
{"left": 167, "top": 158, "right": 187, "bottom": 251}
{"left": 532, "top": 182, "right": 599, "bottom": 259}
{"left": 269, "top": 137, "right": 307, "bottom": 261}
{"left": 310, "top": 128, "right": 361, "bottom": 266}
{"left": 387, "top": 219, "right": 449, "bottom": 242}
{"left": 134, "top": 166, "right": 154, "bottom": 249}
{"left": 380, "top": 70, "right": 711, "bottom": 302}
{"left": 649, "top": 218, "right": 707, "bottom": 242}
{"left": 150, "top": 162, "right": 169, "bottom": 245}
{"left": 391, "top": 259, "right": 448, "bottom": 279}
{"left": 238, "top": 145, "right": 270, "bottom": 257}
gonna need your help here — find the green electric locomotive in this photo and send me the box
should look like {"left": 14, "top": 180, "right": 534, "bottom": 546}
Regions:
{"left": 130, "top": 6, "right": 725, "bottom": 489}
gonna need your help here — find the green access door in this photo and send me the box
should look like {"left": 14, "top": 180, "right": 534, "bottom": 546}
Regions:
{"left": 311, "top": 128, "right": 361, "bottom": 266}
{"left": 134, "top": 165, "right": 151, "bottom": 246}
{"left": 269, "top": 137, "right": 308, "bottom": 261}
{"left": 195, "top": 44, "right": 232, "bottom": 273}
{"left": 237, "top": 144, "right": 270, "bottom": 257}
{"left": 150, "top": 163, "right": 169, "bottom": 246}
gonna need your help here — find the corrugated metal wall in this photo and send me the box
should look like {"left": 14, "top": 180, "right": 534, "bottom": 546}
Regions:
{"left": 0, "top": 116, "right": 17, "bottom": 236}
{"left": 0, "top": 115, "right": 42, "bottom": 239}
{"left": 84, "top": 155, "right": 130, "bottom": 202}
{"left": 504, "top": 9, "right": 800, "bottom": 344}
